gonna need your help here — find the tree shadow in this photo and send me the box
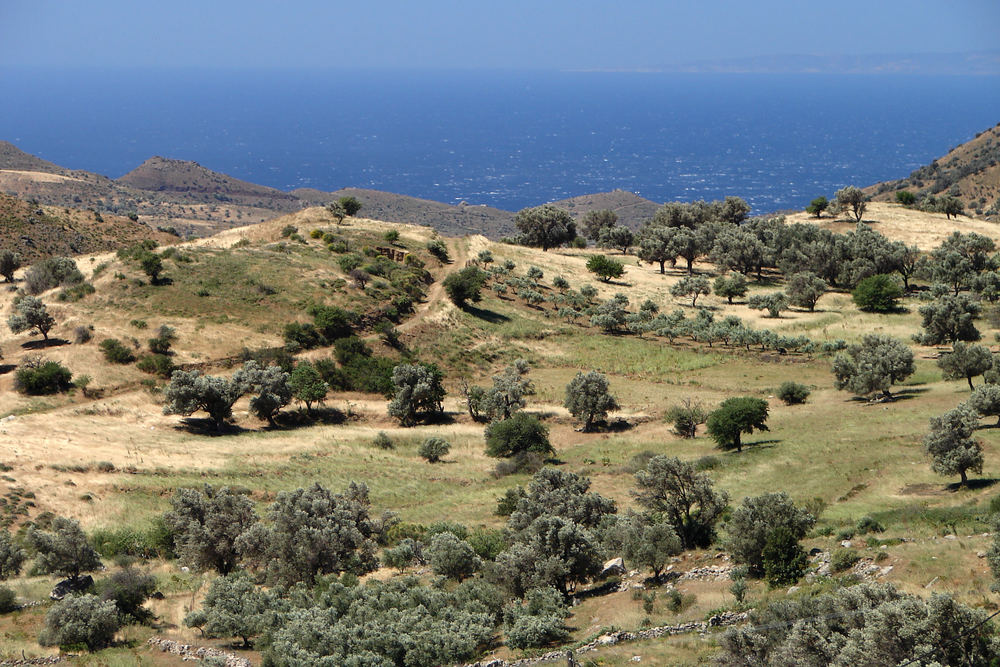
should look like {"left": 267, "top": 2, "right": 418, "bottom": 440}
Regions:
{"left": 463, "top": 304, "right": 510, "bottom": 323}
{"left": 946, "top": 478, "right": 1000, "bottom": 492}
{"left": 0, "top": 364, "right": 16, "bottom": 375}
{"left": 173, "top": 418, "right": 245, "bottom": 436}
{"left": 151, "top": 276, "right": 174, "bottom": 286}
{"left": 273, "top": 406, "right": 348, "bottom": 429}
{"left": 21, "top": 338, "right": 70, "bottom": 350}
{"left": 421, "top": 411, "right": 458, "bottom": 426}
{"left": 604, "top": 418, "right": 635, "bottom": 433}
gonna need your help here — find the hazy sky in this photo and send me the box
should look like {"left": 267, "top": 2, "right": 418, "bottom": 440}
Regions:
{"left": 1, "top": 0, "right": 997, "bottom": 70}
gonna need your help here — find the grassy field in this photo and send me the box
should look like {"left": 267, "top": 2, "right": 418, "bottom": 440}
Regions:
{"left": 3, "top": 206, "right": 1000, "bottom": 663}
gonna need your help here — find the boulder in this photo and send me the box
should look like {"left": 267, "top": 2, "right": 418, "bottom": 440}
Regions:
{"left": 50, "top": 575, "right": 94, "bottom": 600}
{"left": 601, "top": 557, "right": 625, "bottom": 577}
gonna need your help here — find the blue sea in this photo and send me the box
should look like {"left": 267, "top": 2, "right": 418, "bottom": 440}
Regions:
{"left": 1, "top": 68, "right": 998, "bottom": 214}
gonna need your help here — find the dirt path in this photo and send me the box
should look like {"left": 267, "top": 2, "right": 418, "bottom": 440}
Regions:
{"left": 397, "top": 236, "right": 471, "bottom": 333}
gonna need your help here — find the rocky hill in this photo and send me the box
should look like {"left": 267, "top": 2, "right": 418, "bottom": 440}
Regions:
{"left": 0, "top": 193, "right": 176, "bottom": 262}
{"left": 866, "top": 122, "right": 1000, "bottom": 221}
{"left": 550, "top": 189, "right": 661, "bottom": 230}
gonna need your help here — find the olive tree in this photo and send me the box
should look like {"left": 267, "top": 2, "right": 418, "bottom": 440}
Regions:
{"left": 564, "top": 371, "right": 619, "bottom": 431}
{"left": 747, "top": 292, "right": 788, "bottom": 318}
{"left": 0, "top": 250, "right": 21, "bottom": 282}
{"left": 38, "top": 594, "right": 119, "bottom": 651}
{"left": 241, "top": 361, "right": 291, "bottom": 425}
{"left": 916, "top": 292, "right": 981, "bottom": 345}
{"left": 185, "top": 572, "right": 270, "bottom": 648}
{"left": 581, "top": 209, "right": 618, "bottom": 240}
{"left": 713, "top": 273, "right": 748, "bottom": 303}
{"left": 514, "top": 204, "right": 576, "bottom": 251}
{"left": 0, "top": 530, "right": 26, "bottom": 580}
{"left": 924, "top": 404, "right": 982, "bottom": 486}
{"left": 835, "top": 185, "right": 867, "bottom": 222}
{"left": 466, "top": 359, "right": 534, "bottom": 423}
{"left": 597, "top": 225, "right": 634, "bottom": 254}
{"left": 28, "top": 516, "right": 102, "bottom": 583}
{"left": 636, "top": 225, "right": 676, "bottom": 274}
{"left": 968, "top": 383, "right": 1000, "bottom": 425}
{"left": 426, "top": 532, "right": 480, "bottom": 581}
{"left": 785, "top": 272, "right": 827, "bottom": 311}
{"left": 670, "top": 274, "right": 711, "bottom": 307}
{"left": 619, "top": 517, "right": 682, "bottom": 579}
{"left": 164, "top": 485, "right": 259, "bottom": 574}
{"left": 493, "top": 515, "right": 602, "bottom": 597}
{"left": 706, "top": 397, "right": 769, "bottom": 453}
{"left": 633, "top": 455, "right": 729, "bottom": 549}
{"left": 388, "top": 363, "right": 446, "bottom": 426}
{"left": 237, "top": 482, "right": 379, "bottom": 586}
{"left": 832, "top": 334, "right": 915, "bottom": 399}
{"left": 7, "top": 295, "right": 55, "bottom": 340}
{"left": 506, "top": 468, "right": 617, "bottom": 533}
{"left": 163, "top": 369, "right": 247, "bottom": 430}
{"left": 938, "top": 341, "right": 993, "bottom": 390}
{"left": 724, "top": 492, "right": 815, "bottom": 576}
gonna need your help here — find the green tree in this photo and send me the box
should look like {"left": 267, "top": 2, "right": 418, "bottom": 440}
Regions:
{"left": 236, "top": 482, "right": 379, "bottom": 586}
{"left": 585, "top": 254, "right": 625, "bottom": 282}
{"left": 139, "top": 252, "right": 163, "bottom": 283}
{"left": 896, "top": 190, "right": 917, "bottom": 206}
{"left": 418, "top": 436, "right": 450, "bottom": 463}
{"left": 443, "top": 266, "right": 487, "bottom": 307}
{"left": 514, "top": 204, "right": 576, "bottom": 251}
{"left": 761, "top": 526, "right": 809, "bottom": 587}
{"left": 785, "top": 271, "right": 826, "bottom": 311}
{"left": 924, "top": 404, "right": 982, "bottom": 486}
{"left": 7, "top": 295, "right": 55, "bottom": 340}
{"left": 940, "top": 195, "right": 963, "bottom": 220}
{"left": 163, "top": 484, "right": 259, "bottom": 574}
{"left": 427, "top": 532, "right": 479, "bottom": 581}
{"left": 597, "top": 225, "right": 634, "bottom": 254}
{"left": 185, "top": 573, "right": 269, "bottom": 647}
{"left": 938, "top": 341, "right": 993, "bottom": 389}
{"left": 706, "top": 397, "right": 769, "bottom": 453}
{"left": 968, "top": 383, "right": 1000, "bottom": 425}
{"left": 38, "top": 594, "right": 119, "bottom": 651}
{"left": 835, "top": 185, "right": 867, "bottom": 222}
{"left": 636, "top": 225, "right": 676, "bottom": 274}
{"left": 806, "top": 196, "right": 829, "bottom": 217}
{"left": 339, "top": 195, "right": 362, "bottom": 217}
{"left": 832, "top": 334, "right": 915, "bottom": 398}
{"left": 162, "top": 369, "right": 246, "bottom": 430}
{"left": 852, "top": 273, "right": 903, "bottom": 312}
{"left": 713, "top": 273, "right": 748, "bottom": 304}
{"left": 916, "top": 292, "right": 981, "bottom": 345}
{"left": 0, "top": 530, "right": 26, "bottom": 580}
{"left": 288, "top": 361, "right": 328, "bottom": 414}
{"left": 484, "top": 412, "right": 553, "bottom": 458}
{"left": 98, "top": 566, "right": 157, "bottom": 624}
{"left": 747, "top": 292, "right": 788, "bottom": 318}
{"left": 581, "top": 209, "right": 618, "bottom": 241}
{"left": 28, "top": 516, "right": 102, "bottom": 583}
{"left": 564, "top": 371, "right": 619, "bottom": 431}
{"left": 633, "top": 456, "right": 728, "bottom": 549}
{"left": 0, "top": 250, "right": 21, "bottom": 282}
{"left": 724, "top": 492, "right": 815, "bottom": 577}
{"left": 388, "top": 363, "right": 446, "bottom": 426}
{"left": 670, "top": 274, "right": 711, "bottom": 307}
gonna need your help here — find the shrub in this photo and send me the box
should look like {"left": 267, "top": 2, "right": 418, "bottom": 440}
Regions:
{"left": 0, "top": 585, "right": 16, "bottom": 613}
{"left": 496, "top": 487, "right": 527, "bottom": 516}
{"left": 666, "top": 400, "right": 707, "bottom": 437}
{"left": 831, "top": 549, "right": 860, "bottom": 572}
{"left": 777, "top": 381, "right": 810, "bottom": 405}
{"left": 14, "top": 360, "right": 73, "bottom": 395}
{"left": 427, "top": 240, "right": 450, "bottom": 262}
{"left": 137, "top": 354, "right": 175, "bottom": 377}
{"left": 761, "top": 526, "right": 808, "bottom": 587}
{"left": 896, "top": 190, "right": 917, "bottom": 206}
{"left": 852, "top": 274, "right": 903, "bottom": 312}
{"left": 98, "top": 566, "right": 157, "bottom": 623}
{"left": 73, "top": 325, "right": 93, "bottom": 344}
{"left": 443, "top": 266, "right": 487, "bottom": 307}
{"left": 99, "top": 338, "right": 136, "bottom": 364}
{"left": 24, "top": 256, "right": 84, "bottom": 295}
{"left": 427, "top": 532, "right": 479, "bottom": 580}
{"left": 373, "top": 432, "right": 394, "bottom": 450}
{"left": 38, "top": 594, "right": 119, "bottom": 650}
{"left": 485, "top": 412, "right": 553, "bottom": 458}
{"left": 418, "top": 437, "right": 450, "bottom": 463}
{"left": 855, "top": 516, "right": 885, "bottom": 535}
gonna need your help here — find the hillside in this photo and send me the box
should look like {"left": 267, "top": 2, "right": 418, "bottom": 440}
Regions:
{"left": 550, "top": 189, "right": 661, "bottom": 230}
{"left": 0, "top": 193, "right": 176, "bottom": 262}
{"left": 293, "top": 186, "right": 517, "bottom": 237}
{"left": 5, "top": 204, "right": 1000, "bottom": 663}
{"left": 867, "top": 122, "right": 1000, "bottom": 221}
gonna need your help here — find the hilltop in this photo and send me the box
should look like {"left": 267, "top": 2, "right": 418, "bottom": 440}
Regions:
{"left": 1, "top": 141, "right": 671, "bottom": 242}
{"left": 550, "top": 189, "right": 660, "bottom": 230}
{"left": 867, "top": 122, "right": 1000, "bottom": 221}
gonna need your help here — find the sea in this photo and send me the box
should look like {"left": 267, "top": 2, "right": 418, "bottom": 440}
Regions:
{"left": 1, "top": 68, "right": 999, "bottom": 214}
